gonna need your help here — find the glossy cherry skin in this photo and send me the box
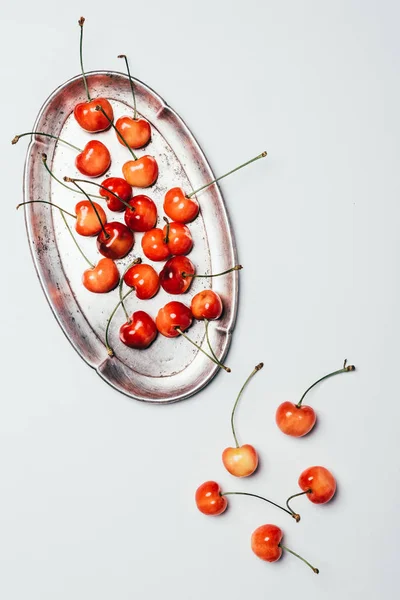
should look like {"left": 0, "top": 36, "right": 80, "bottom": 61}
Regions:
{"left": 191, "top": 290, "right": 223, "bottom": 320}
{"left": 123, "top": 263, "right": 160, "bottom": 300}
{"left": 122, "top": 156, "right": 158, "bottom": 188}
{"left": 275, "top": 402, "right": 316, "bottom": 437}
{"left": 156, "top": 301, "right": 193, "bottom": 338}
{"left": 100, "top": 177, "right": 132, "bottom": 211}
{"left": 299, "top": 466, "right": 336, "bottom": 504}
{"left": 82, "top": 258, "right": 119, "bottom": 293}
{"left": 251, "top": 524, "right": 283, "bottom": 562}
{"left": 163, "top": 222, "right": 193, "bottom": 256}
{"left": 159, "top": 256, "right": 195, "bottom": 295}
{"left": 195, "top": 481, "right": 227, "bottom": 516}
{"left": 222, "top": 445, "right": 258, "bottom": 478}
{"left": 120, "top": 311, "right": 157, "bottom": 349}
{"left": 141, "top": 228, "right": 171, "bottom": 262}
{"left": 96, "top": 222, "right": 134, "bottom": 260}
{"left": 164, "top": 187, "right": 199, "bottom": 223}
{"left": 74, "top": 98, "right": 114, "bottom": 133}
{"left": 75, "top": 140, "right": 111, "bottom": 178}
{"left": 75, "top": 200, "right": 107, "bottom": 236}
{"left": 115, "top": 116, "right": 151, "bottom": 149}
{"left": 124, "top": 196, "right": 157, "bottom": 232}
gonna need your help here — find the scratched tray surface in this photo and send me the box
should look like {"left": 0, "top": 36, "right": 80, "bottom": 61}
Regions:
{"left": 24, "top": 71, "right": 238, "bottom": 402}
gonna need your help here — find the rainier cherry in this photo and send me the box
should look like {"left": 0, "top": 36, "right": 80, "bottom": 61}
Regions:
{"left": 100, "top": 177, "right": 132, "bottom": 211}
{"left": 123, "top": 261, "right": 160, "bottom": 300}
{"left": 195, "top": 481, "right": 299, "bottom": 521}
{"left": 124, "top": 195, "right": 157, "bottom": 232}
{"left": 141, "top": 227, "right": 171, "bottom": 262}
{"left": 222, "top": 363, "right": 263, "bottom": 478}
{"left": 191, "top": 289, "right": 223, "bottom": 321}
{"left": 141, "top": 219, "right": 193, "bottom": 261}
{"left": 73, "top": 17, "right": 114, "bottom": 132}
{"left": 286, "top": 466, "right": 336, "bottom": 516}
{"left": 276, "top": 359, "right": 356, "bottom": 437}
{"left": 12, "top": 133, "right": 111, "bottom": 178}
{"left": 251, "top": 524, "right": 319, "bottom": 573}
{"left": 95, "top": 105, "right": 158, "bottom": 188}
{"left": 115, "top": 55, "right": 151, "bottom": 149}
{"left": 160, "top": 259, "right": 241, "bottom": 296}
{"left": 164, "top": 151, "right": 267, "bottom": 223}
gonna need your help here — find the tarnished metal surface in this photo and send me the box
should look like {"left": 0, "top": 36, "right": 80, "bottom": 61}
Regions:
{"left": 23, "top": 71, "right": 238, "bottom": 402}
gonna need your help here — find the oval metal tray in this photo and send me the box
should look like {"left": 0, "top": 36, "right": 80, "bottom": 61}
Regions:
{"left": 23, "top": 71, "right": 238, "bottom": 403}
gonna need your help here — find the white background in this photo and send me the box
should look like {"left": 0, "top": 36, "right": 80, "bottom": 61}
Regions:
{"left": 1, "top": 1, "right": 399, "bottom": 598}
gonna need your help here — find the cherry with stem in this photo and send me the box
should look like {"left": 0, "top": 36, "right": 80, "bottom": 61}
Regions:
{"left": 296, "top": 359, "right": 356, "bottom": 408}
{"left": 69, "top": 180, "right": 110, "bottom": 239}
{"left": 251, "top": 524, "right": 318, "bottom": 572}
{"left": 105, "top": 288, "right": 135, "bottom": 355}
{"left": 64, "top": 177, "right": 133, "bottom": 211}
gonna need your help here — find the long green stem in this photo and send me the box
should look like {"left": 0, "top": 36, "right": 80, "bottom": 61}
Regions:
{"left": 16, "top": 200, "right": 76, "bottom": 219}
{"left": 221, "top": 492, "right": 298, "bottom": 521}
{"left": 60, "top": 210, "right": 94, "bottom": 268}
{"left": 118, "top": 54, "right": 137, "bottom": 120}
{"left": 182, "top": 265, "right": 242, "bottom": 279}
{"left": 105, "top": 288, "right": 135, "bottom": 356}
{"left": 204, "top": 319, "right": 220, "bottom": 365}
{"left": 70, "top": 180, "right": 109, "bottom": 239}
{"left": 296, "top": 359, "right": 356, "bottom": 407}
{"left": 42, "top": 154, "right": 101, "bottom": 198}
{"left": 279, "top": 544, "right": 319, "bottom": 574}
{"left": 176, "top": 328, "right": 230, "bottom": 372}
{"left": 78, "top": 17, "right": 91, "bottom": 101}
{"left": 12, "top": 132, "right": 82, "bottom": 152}
{"left": 187, "top": 151, "right": 267, "bottom": 198}
{"left": 230, "top": 363, "right": 263, "bottom": 448}
{"left": 119, "top": 258, "right": 142, "bottom": 321}
{"left": 65, "top": 177, "right": 133, "bottom": 210}
{"left": 286, "top": 490, "right": 311, "bottom": 516}
{"left": 95, "top": 105, "right": 137, "bottom": 160}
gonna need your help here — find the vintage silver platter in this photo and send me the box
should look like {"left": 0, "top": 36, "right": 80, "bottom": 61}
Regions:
{"left": 23, "top": 71, "right": 238, "bottom": 403}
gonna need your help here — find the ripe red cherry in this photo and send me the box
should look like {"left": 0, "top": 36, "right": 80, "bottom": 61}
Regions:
{"left": 115, "top": 55, "right": 151, "bottom": 149}
{"left": 124, "top": 195, "right": 157, "bottom": 232}
{"left": 122, "top": 155, "right": 159, "bottom": 188}
{"left": 120, "top": 311, "right": 157, "bottom": 349}
{"left": 222, "top": 363, "right": 263, "bottom": 478}
{"left": 159, "top": 256, "right": 195, "bottom": 295}
{"left": 141, "top": 228, "right": 171, "bottom": 261}
{"left": 195, "top": 481, "right": 227, "bottom": 516}
{"left": 82, "top": 258, "right": 119, "bottom": 293}
{"left": 276, "top": 360, "right": 356, "bottom": 437}
{"left": 75, "top": 140, "right": 111, "bottom": 178}
{"left": 73, "top": 18, "right": 114, "bottom": 133}
{"left": 251, "top": 525, "right": 319, "bottom": 573}
{"left": 75, "top": 200, "right": 106, "bottom": 236}
{"left": 100, "top": 177, "right": 132, "bottom": 211}
{"left": 123, "top": 263, "right": 160, "bottom": 300}
{"left": 191, "top": 290, "right": 223, "bottom": 320}
{"left": 163, "top": 219, "right": 193, "bottom": 255}
{"left": 299, "top": 466, "right": 336, "bottom": 504}
{"left": 97, "top": 222, "right": 134, "bottom": 259}
{"left": 156, "top": 301, "right": 193, "bottom": 338}
{"left": 164, "top": 187, "right": 199, "bottom": 224}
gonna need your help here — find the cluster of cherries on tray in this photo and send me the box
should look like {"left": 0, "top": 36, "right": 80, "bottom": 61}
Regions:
{"left": 195, "top": 359, "right": 356, "bottom": 573}
{"left": 14, "top": 17, "right": 265, "bottom": 364}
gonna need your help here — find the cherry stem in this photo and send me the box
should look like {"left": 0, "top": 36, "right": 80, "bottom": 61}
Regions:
{"left": 296, "top": 358, "right": 356, "bottom": 408}
{"left": 119, "top": 258, "right": 142, "bottom": 321}
{"left": 279, "top": 544, "right": 319, "bottom": 574}
{"left": 118, "top": 54, "right": 137, "bottom": 120}
{"left": 65, "top": 177, "right": 133, "bottom": 211}
{"left": 16, "top": 200, "right": 76, "bottom": 219}
{"left": 286, "top": 490, "right": 312, "bottom": 516}
{"left": 230, "top": 362, "right": 264, "bottom": 448}
{"left": 175, "top": 328, "right": 231, "bottom": 372}
{"left": 95, "top": 105, "right": 138, "bottom": 160}
{"left": 78, "top": 17, "right": 91, "bottom": 101}
{"left": 12, "top": 132, "right": 82, "bottom": 153}
{"left": 163, "top": 216, "right": 170, "bottom": 243}
{"left": 69, "top": 179, "right": 109, "bottom": 239}
{"left": 220, "top": 492, "right": 298, "bottom": 521}
{"left": 204, "top": 319, "right": 221, "bottom": 365}
{"left": 105, "top": 288, "right": 135, "bottom": 356}
{"left": 187, "top": 151, "right": 267, "bottom": 198}
{"left": 42, "top": 154, "right": 101, "bottom": 198}
{"left": 59, "top": 210, "right": 94, "bottom": 268}
{"left": 182, "top": 265, "right": 242, "bottom": 279}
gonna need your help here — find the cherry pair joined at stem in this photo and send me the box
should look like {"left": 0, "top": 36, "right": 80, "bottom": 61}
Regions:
{"left": 275, "top": 360, "right": 356, "bottom": 437}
